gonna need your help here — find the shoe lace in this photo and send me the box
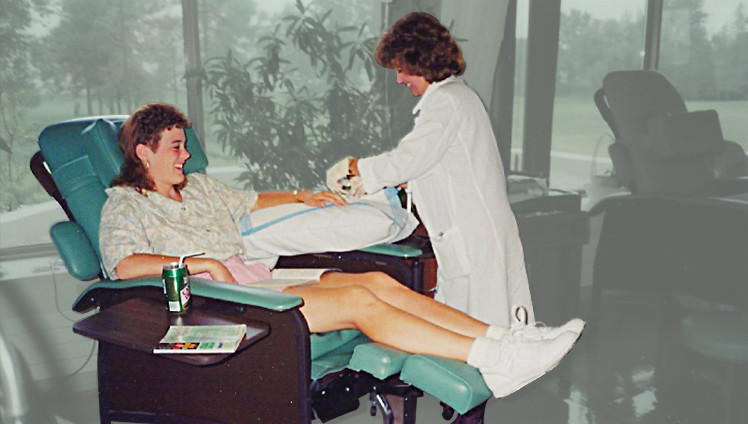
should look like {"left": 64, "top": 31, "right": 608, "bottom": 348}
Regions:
{"left": 512, "top": 305, "right": 551, "bottom": 333}
{"left": 534, "top": 321, "right": 549, "bottom": 329}
{"left": 510, "top": 305, "right": 535, "bottom": 336}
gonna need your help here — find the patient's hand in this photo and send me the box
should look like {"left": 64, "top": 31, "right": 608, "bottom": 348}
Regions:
{"left": 210, "top": 261, "right": 238, "bottom": 284}
{"left": 303, "top": 191, "right": 348, "bottom": 208}
{"left": 189, "top": 257, "right": 238, "bottom": 284}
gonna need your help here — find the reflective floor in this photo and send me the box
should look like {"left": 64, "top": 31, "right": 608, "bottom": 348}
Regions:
{"left": 25, "top": 288, "right": 744, "bottom": 424}
{"left": 6, "top": 212, "right": 746, "bottom": 424}
{"left": 325, "top": 290, "right": 747, "bottom": 424}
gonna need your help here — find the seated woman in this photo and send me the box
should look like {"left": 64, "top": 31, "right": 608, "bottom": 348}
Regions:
{"left": 99, "top": 103, "right": 584, "bottom": 399}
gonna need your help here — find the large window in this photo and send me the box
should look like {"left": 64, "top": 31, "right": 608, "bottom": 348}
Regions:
{"left": 545, "top": 0, "right": 748, "bottom": 203}
{"left": 7, "top": 0, "right": 745, "bottom": 247}
{"left": 549, "top": 0, "right": 647, "bottom": 199}
{"left": 659, "top": 0, "right": 748, "bottom": 150}
{"left": 0, "top": 0, "right": 390, "bottom": 249}
{"left": 1, "top": 0, "right": 190, "bottom": 248}
{"left": 1, "top": 0, "right": 511, "bottom": 249}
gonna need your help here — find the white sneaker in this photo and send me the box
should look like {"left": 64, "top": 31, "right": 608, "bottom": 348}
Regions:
{"left": 476, "top": 331, "right": 580, "bottom": 398}
{"left": 510, "top": 305, "right": 586, "bottom": 340}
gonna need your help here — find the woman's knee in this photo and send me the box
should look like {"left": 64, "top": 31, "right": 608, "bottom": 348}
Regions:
{"left": 359, "top": 271, "right": 406, "bottom": 293}
{"left": 338, "top": 285, "right": 384, "bottom": 314}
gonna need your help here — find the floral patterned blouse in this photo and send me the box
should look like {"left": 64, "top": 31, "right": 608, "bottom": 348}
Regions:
{"left": 99, "top": 173, "right": 257, "bottom": 279}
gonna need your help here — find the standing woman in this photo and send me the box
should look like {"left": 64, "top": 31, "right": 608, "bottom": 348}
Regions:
{"left": 330, "top": 12, "right": 534, "bottom": 326}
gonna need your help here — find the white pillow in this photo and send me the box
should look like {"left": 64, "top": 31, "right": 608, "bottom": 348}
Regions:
{"left": 239, "top": 188, "right": 418, "bottom": 262}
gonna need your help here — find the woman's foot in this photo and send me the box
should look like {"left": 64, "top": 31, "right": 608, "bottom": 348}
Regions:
{"left": 486, "top": 305, "right": 586, "bottom": 340}
{"left": 468, "top": 330, "right": 581, "bottom": 398}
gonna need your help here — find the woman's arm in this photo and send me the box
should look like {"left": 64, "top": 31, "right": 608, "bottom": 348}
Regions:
{"left": 252, "top": 190, "right": 347, "bottom": 211}
{"left": 355, "top": 95, "right": 456, "bottom": 193}
{"left": 115, "top": 253, "right": 237, "bottom": 283}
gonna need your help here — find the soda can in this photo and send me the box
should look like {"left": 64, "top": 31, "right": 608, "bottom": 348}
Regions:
{"left": 162, "top": 262, "right": 190, "bottom": 313}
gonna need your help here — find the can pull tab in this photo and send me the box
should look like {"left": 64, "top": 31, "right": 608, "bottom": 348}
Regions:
{"left": 178, "top": 251, "right": 205, "bottom": 267}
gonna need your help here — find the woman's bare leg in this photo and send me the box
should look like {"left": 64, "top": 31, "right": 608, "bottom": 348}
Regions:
{"left": 315, "top": 271, "right": 490, "bottom": 338}
{"left": 284, "top": 284, "right": 473, "bottom": 361}
{"left": 285, "top": 281, "right": 584, "bottom": 400}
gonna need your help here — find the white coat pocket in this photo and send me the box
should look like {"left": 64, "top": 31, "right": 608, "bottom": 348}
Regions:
{"left": 431, "top": 226, "right": 472, "bottom": 280}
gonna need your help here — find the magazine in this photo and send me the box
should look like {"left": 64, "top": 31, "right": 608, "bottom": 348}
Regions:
{"left": 153, "top": 324, "right": 247, "bottom": 354}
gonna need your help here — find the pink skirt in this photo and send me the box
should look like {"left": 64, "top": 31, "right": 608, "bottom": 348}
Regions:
{"left": 192, "top": 255, "right": 284, "bottom": 292}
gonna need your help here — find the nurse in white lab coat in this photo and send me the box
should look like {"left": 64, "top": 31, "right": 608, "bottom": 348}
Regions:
{"left": 342, "top": 12, "right": 534, "bottom": 326}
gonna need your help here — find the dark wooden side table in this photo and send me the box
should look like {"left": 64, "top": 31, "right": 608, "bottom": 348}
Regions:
{"left": 74, "top": 297, "right": 269, "bottom": 367}
{"left": 72, "top": 293, "right": 310, "bottom": 424}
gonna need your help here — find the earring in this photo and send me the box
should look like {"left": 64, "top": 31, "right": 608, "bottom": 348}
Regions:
{"left": 145, "top": 162, "right": 150, "bottom": 169}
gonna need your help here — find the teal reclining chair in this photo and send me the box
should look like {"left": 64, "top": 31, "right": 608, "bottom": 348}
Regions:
{"left": 33, "top": 116, "right": 493, "bottom": 424}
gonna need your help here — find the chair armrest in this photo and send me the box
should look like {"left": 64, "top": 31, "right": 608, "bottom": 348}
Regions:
{"left": 713, "top": 139, "right": 747, "bottom": 179}
{"left": 608, "top": 142, "right": 636, "bottom": 191}
{"left": 588, "top": 191, "right": 748, "bottom": 217}
{"left": 72, "top": 277, "right": 302, "bottom": 313}
{"left": 358, "top": 243, "right": 423, "bottom": 258}
{"left": 50, "top": 221, "right": 102, "bottom": 280}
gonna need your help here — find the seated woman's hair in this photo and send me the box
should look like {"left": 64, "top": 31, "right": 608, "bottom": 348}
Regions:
{"left": 112, "top": 103, "right": 191, "bottom": 192}
{"left": 375, "top": 12, "right": 465, "bottom": 83}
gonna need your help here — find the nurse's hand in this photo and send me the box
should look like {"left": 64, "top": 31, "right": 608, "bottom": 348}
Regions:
{"left": 326, "top": 157, "right": 352, "bottom": 193}
{"left": 303, "top": 191, "right": 348, "bottom": 208}
{"left": 348, "top": 176, "right": 366, "bottom": 197}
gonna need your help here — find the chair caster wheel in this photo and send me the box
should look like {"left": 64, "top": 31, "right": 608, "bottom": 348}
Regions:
{"left": 442, "top": 406, "right": 455, "bottom": 420}
{"left": 370, "top": 404, "right": 377, "bottom": 416}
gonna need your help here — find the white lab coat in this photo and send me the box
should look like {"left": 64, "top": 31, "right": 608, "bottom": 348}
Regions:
{"left": 357, "top": 76, "right": 534, "bottom": 326}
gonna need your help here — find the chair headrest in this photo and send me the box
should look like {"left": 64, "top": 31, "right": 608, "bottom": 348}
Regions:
{"left": 80, "top": 117, "right": 209, "bottom": 187}
{"left": 38, "top": 115, "right": 129, "bottom": 172}
{"left": 37, "top": 115, "right": 210, "bottom": 276}
{"left": 603, "top": 70, "right": 688, "bottom": 138}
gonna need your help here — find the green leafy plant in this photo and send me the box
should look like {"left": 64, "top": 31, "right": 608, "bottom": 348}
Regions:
{"left": 203, "top": 0, "right": 386, "bottom": 191}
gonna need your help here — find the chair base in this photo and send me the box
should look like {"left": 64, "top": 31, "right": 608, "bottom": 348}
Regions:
{"left": 311, "top": 371, "right": 371, "bottom": 422}
{"left": 368, "top": 376, "right": 423, "bottom": 424}
{"left": 450, "top": 401, "right": 488, "bottom": 424}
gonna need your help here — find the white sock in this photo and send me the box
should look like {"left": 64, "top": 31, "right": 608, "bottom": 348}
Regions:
{"left": 485, "top": 324, "right": 510, "bottom": 339}
{"left": 467, "top": 337, "right": 500, "bottom": 368}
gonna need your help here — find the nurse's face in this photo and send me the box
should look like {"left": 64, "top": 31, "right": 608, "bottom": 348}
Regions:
{"left": 396, "top": 70, "right": 430, "bottom": 97}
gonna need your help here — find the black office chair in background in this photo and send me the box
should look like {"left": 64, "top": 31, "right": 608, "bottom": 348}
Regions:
{"left": 594, "top": 69, "right": 748, "bottom": 196}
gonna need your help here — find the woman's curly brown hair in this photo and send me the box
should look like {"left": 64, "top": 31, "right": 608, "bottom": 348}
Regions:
{"left": 375, "top": 12, "right": 465, "bottom": 83}
{"left": 111, "top": 103, "right": 191, "bottom": 193}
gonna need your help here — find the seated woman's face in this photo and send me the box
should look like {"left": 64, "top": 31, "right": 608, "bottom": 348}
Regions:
{"left": 143, "top": 126, "right": 191, "bottom": 194}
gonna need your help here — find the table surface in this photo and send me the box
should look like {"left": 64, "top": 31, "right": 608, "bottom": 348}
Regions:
{"left": 73, "top": 296, "right": 269, "bottom": 366}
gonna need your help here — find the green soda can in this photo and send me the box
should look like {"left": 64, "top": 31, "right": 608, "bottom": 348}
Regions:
{"left": 162, "top": 262, "right": 190, "bottom": 313}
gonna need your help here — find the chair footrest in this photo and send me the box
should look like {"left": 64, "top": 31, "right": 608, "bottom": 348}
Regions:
{"left": 348, "top": 343, "right": 411, "bottom": 380}
{"left": 311, "top": 331, "right": 370, "bottom": 380}
{"left": 348, "top": 344, "right": 492, "bottom": 415}
{"left": 400, "top": 355, "right": 492, "bottom": 415}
